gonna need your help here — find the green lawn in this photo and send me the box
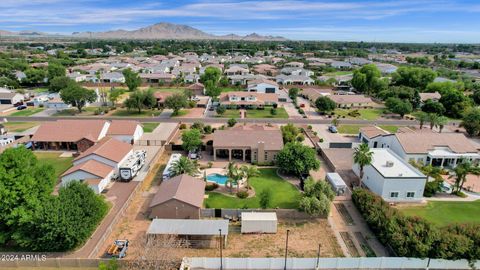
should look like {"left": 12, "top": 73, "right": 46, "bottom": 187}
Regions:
{"left": 204, "top": 168, "right": 301, "bottom": 209}
{"left": 111, "top": 109, "right": 162, "bottom": 117}
{"left": 400, "top": 200, "right": 480, "bottom": 226}
{"left": 52, "top": 107, "right": 99, "bottom": 116}
{"left": 334, "top": 108, "right": 384, "bottom": 121}
{"left": 142, "top": 122, "right": 159, "bottom": 132}
{"left": 219, "top": 87, "right": 241, "bottom": 93}
{"left": 34, "top": 152, "right": 73, "bottom": 179}
{"left": 3, "top": 122, "right": 37, "bottom": 132}
{"left": 9, "top": 107, "right": 44, "bottom": 116}
{"left": 171, "top": 109, "right": 189, "bottom": 117}
{"left": 337, "top": 124, "right": 399, "bottom": 134}
{"left": 337, "top": 124, "right": 363, "bottom": 134}
{"left": 219, "top": 108, "right": 289, "bottom": 119}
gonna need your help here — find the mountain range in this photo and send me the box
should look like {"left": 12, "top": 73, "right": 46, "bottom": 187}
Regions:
{"left": 0, "top": 23, "right": 286, "bottom": 41}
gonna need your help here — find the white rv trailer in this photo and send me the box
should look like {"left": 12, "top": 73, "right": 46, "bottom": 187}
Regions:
{"left": 162, "top": 153, "right": 182, "bottom": 180}
{"left": 119, "top": 150, "right": 147, "bottom": 181}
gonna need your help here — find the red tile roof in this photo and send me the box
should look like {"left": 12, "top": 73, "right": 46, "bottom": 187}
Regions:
{"left": 32, "top": 120, "right": 107, "bottom": 143}
{"left": 62, "top": 159, "right": 113, "bottom": 179}
{"left": 149, "top": 174, "right": 206, "bottom": 208}
{"left": 74, "top": 137, "right": 132, "bottom": 163}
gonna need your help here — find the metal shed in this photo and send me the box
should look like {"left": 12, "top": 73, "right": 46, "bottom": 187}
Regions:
{"left": 241, "top": 212, "right": 277, "bottom": 234}
{"left": 326, "top": 173, "right": 347, "bottom": 195}
{"left": 147, "top": 219, "right": 229, "bottom": 248}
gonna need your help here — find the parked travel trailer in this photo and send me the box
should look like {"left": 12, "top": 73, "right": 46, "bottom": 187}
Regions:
{"left": 162, "top": 153, "right": 182, "bottom": 180}
{"left": 118, "top": 150, "right": 146, "bottom": 181}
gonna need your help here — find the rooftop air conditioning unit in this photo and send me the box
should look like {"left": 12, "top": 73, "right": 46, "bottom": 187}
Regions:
{"left": 386, "top": 161, "right": 394, "bottom": 167}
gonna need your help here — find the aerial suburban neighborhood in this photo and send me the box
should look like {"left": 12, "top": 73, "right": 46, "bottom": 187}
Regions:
{"left": 0, "top": 1, "right": 480, "bottom": 270}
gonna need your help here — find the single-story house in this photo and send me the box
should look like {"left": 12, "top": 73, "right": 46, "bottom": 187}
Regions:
{"left": 140, "top": 73, "right": 176, "bottom": 84}
{"left": 100, "top": 72, "right": 125, "bottom": 83}
{"left": 329, "top": 94, "right": 374, "bottom": 108}
{"left": 247, "top": 79, "right": 279, "bottom": 94}
{"left": 276, "top": 75, "right": 314, "bottom": 85}
{"left": 61, "top": 159, "right": 115, "bottom": 194}
{"left": 149, "top": 174, "right": 206, "bottom": 219}
{"left": 72, "top": 137, "right": 133, "bottom": 170}
{"left": 187, "top": 82, "right": 205, "bottom": 96}
{"left": 212, "top": 125, "right": 283, "bottom": 163}
{"left": 419, "top": 92, "right": 441, "bottom": 103}
{"left": 0, "top": 92, "right": 24, "bottom": 105}
{"left": 106, "top": 120, "right": 143, "bottom": 144}
{"left": 353, "top": 148, "right": 426, "bottom": 202}
{"left": 44, "top": 97, "right": 71, "bottom": 110}
{"left": 300, "top": 88, "right": 332, "bottom": 101}
{"left": 218, "top": 91, "right": 278, "bottom": 108}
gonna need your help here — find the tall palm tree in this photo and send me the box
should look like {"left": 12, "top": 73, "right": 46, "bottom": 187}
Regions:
{"left": 170, "top": 156, "right": 200, "bottom": 177}
{"left": 240, "top": 165, "right": 260, "bottom": 188}
{"left": 428, "top": 113, "right": 439, "bottom": 130}
{"left": 226, "top": 162, "right": 238, "bottom": 193}
{"left": 416, "top": 112, "right": 428, "bottom": 129}
{"left": 449, "top": 160, "right": 480, "bottom": 194}
{"left": 420, "top": 165, "right": 442, "bottom": 182}
{"left": 353, "top": 143, "right": 373, "bottom": 187}
{"left": 436, "top": 116, "right": 448, "bottom": 133}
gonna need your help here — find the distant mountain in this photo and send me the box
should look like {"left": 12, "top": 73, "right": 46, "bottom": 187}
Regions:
{"left": 72, "top": 22, "right": 287, "bottom": 41}
{"left": 0, "top": 30, "right": 48, "bottom": 36}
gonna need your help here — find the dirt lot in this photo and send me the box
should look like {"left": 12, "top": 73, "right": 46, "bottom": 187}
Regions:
{"left": 98, "top": 152, "right": 343, "bottom": 260}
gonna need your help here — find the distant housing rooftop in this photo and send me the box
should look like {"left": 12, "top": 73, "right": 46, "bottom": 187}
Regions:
{"left": 370, "top": 148, "right": 424, "bottom": 178}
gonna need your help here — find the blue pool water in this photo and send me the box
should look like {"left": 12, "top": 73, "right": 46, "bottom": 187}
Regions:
{"left": 206, "top": 173, "right": 228, "bottom": 185}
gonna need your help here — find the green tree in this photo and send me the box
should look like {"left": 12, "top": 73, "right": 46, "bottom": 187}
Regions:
{"left": 461, "top": 107, "right": 480, "bottom": 136}
{"left": 315, "top": 96, "right": 336, "bottom": 113}
{"left": 60, "top": 83, "right": 97, "bottom": 113}
{"left": 392, "top": 66, "right": 437, "bottom": 89}
{"left": 426, "top": 81, "right": 463, "bottom": 94}
{"left": 385, "top": 97, "right": 412, "bottom": 118}
{"left": 124, "top": 91, "right": 145, "bottom": 113}
{"left": 170, "top": 156, "right": 200, "bottom": 177}
{"left": 299, "top": 178, "right": 334, "bottom": 216}
{"left": 26, "top": 182, "right": 108, "bottom": 251}
{"left": 216, "top": 105, "right": 226, "bottom": 115}
{"left": 240, "top": 165, "right": 260, "bottom": 188}
{"left": 449, "top": 161, "right": 480, "bottom": 194}
{"left": 47, "top": 62, "right": 66, "bottom": 81}
{"left": 421, "top": 99, "right": 445, "bottom": 115}
{"left": 436, "top": 116, "right": 448, "bottom": 133}
{"left": 439, "top": 89, "right": 469, "bottom": 118}
{"left": 164, "top": 93, "right": 188, "bottom": 115}
{"left": 181, "top": 129, "right": 202, "bottom": 152}
{"left": 227, "top": 118, "right": 237, "bottom": 127}
{"left": 280, "top": 123, "right": 301, "bottom": 143}
{"left": 109, "top": 88, "right": 124, "bottom": 106}
{"left": 275, "top": 142, "right": 320, "bottom": 176}
{"left": 351, "top": 64, "right": 382, "bottom": 94}
{"left": 48, "top": 76, "right": 74, "bottom": 93}
{"left": 22, "top": 68, "right": 47, "bottom": 86}
{"left": 122, "top": 68, "right": 142, "bottom": 91}
{"left": 416, "top": 111, "right": 429, "bottom": 129}
{"left": 353, "top": 143, "right": 373, "bottom": 187}
{"left": 200, "top": 67, "right": 221, "bottom": 84}
{"left": 288, "top": 87, "right": 299, "bottom": 100}
{"left": 204, "top": 80, "right": 221, "bottom": 98}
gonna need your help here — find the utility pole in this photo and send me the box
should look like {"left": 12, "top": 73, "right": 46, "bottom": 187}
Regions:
{"left": 219, "top": 229, "right": 223, "bottom": 270}
{"left": 316, "top": 244, "right": 321, "bottom": 269}
{"left": 284, "top": 229, "right": 290, "bottom": 270}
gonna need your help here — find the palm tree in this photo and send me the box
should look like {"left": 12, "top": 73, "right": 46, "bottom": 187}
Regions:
{"left": 436, "top": 116, "right": 448, "bottom": 133}
{"left": 353, "top": 143, "right": 373, "bottom": 187}
{"left": 240, "top": 165, "right": 260, "bottom": 188}
{"left": 428, "top": 113, "right": 439, "bottom": 130}
{"left": 449, "top": 160, "right": 480, "bottom": 194}
{"left": 331, "top": 118, "right": 339, "bottom": 127}
{"left": 226, "top": 162, "right": 238, "bottom": 193}
{"left": 420, "top": 165, "right": 442, "bottom": 182}
{"left": 416, "top": 112, "right": 428, "bottom": 129}
{"left": 170, "top": 156, "right": 200, "bottom": 177}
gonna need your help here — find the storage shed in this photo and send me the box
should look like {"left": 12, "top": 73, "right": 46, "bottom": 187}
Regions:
{"left": 241, "top": 212, "right": 277, "bottom": 234}
{"left": 326, "top": 173, "right": 347, "bottom": 195}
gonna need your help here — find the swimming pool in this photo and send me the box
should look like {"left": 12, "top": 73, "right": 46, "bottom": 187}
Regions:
{"left": 206, "top": 173, "right": 228, "bottom": 185}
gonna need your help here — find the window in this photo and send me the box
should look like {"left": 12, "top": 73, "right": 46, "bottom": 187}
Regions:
{"left": 406, "top": 192, "right": 415, "bottom": 198}
{"left": 390, "top": 192, "right": 399, "bottom": 198}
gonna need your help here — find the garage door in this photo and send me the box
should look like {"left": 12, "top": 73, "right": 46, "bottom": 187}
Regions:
{"left": 265, "top": 88, "right": 276, "bottom": 93}
{"left": 0, "top": 99, "right": 12, "bottom": 104}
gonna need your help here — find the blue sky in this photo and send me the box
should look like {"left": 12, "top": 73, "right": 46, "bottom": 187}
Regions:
{"left": 1, "top": 0, "right": 480, "bottom": 43}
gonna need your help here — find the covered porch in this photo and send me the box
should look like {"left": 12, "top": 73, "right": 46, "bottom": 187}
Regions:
{"left": 213, "top": 147, "right": 251, "bottom": 162}
{"left": 427, "top": 149, "right": 480, "bottom": 168}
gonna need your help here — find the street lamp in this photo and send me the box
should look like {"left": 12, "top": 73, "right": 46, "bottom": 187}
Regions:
{"left": 284, "top": 229, "right": 290, "bottom": 270}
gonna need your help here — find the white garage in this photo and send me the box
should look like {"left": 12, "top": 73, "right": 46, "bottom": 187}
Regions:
{"left": 241, "top": 212, "right": 277, "bottom": 234}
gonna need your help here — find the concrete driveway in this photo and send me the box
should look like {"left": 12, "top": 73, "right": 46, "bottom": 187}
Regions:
{"left": 283, "top": 102, "right": 303, "bottom": 119}
{"left": 312, "top": 124, "right": 357, "bottom": 143}
{"left": 297, "top": 96, "right": 322, "bottom": 119}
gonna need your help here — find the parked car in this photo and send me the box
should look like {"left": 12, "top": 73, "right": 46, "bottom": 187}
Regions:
{"left": 188, "top": 149, "right": 202, "bottom": 160}
{"left": 300, "top": 103, "right": 305, "bottom": 108}
{"left": 13, "top": 101, "right": 24, "bottom": 107}
{"left": 328, "top": 125, "right": 338, "bottom": 133}
{"left": 16, "top": 105, "right": 27, "bottom": 110}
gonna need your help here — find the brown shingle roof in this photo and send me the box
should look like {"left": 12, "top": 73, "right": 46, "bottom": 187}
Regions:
{"left": 394, "top": 133, "right": 479, "bottom": 154}
{"left": 74, "top": 137, "right": 132, "bottom": 163}
{"left": 32, "top": 120, "right": 107, "bottom": 143}
{"left": 62, "top": 159, "right": 113, "bottom": 178}
{"left": 213, "top": 128, "right": 283, "bottom": 150}
{"left": 149, "top": 174, "right": 206, "bottom": 208}
{"left": 107, "top": 120, "right": 139, "bottom": 136}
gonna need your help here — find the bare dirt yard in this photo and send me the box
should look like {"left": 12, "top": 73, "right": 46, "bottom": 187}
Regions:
{"left": 97, "top": 151, "right": 343, "bottom": 260}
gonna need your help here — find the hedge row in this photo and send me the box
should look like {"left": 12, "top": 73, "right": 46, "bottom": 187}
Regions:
{"left": 352, "top": 189, "right": 480, "bottom": 260}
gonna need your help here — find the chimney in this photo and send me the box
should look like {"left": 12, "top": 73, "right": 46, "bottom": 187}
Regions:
{"left": 257, "top": 141, "right": 265, "bottom": 163}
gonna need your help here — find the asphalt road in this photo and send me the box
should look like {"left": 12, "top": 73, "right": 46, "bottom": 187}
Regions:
{"left": 3, "top": 115, "right": 427, "bottom": 126}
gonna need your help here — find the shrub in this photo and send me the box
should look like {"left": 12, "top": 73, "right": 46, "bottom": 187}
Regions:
{"left": 179, "top": 123, "right": 187, "bottom": 129}
{"left": 205, "top": 183, "right": 219, "bottom": 191}
{"left": 236, "top": 191, "right": 249, "bottom": 199}
{"left": 227, "top": 118, "right": 237, "bottom": 127}
{"left": 259, "top": 189, "right": 272, "bottom": 209}
{"left": 203, "top": 125, "right": 213, "bottom": 134}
